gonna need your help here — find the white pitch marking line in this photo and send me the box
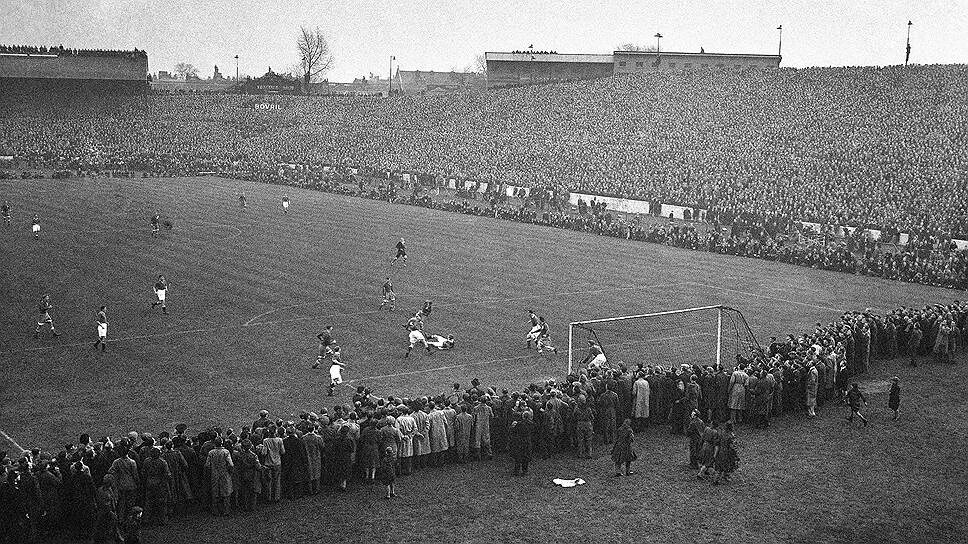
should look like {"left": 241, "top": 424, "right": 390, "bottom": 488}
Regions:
{"left": 0, "top": 430, "right": 27, "bottom": 454}
{"left": 684, "top": 281, "right": 842, "bottom": 312}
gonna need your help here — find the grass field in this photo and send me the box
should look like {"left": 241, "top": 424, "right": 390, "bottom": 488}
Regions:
{"left": 1, "top": 176, "right": 967, "bottom": 543}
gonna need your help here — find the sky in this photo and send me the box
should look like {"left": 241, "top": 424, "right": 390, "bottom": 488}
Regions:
{"left": 1, "top": 0, "right": 966, "bottom": 81}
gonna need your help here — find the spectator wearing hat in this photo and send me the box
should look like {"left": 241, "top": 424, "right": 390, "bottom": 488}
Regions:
{"left": 282, "top": 426, "right": 309, "bottom": 500}
{"left": 712, "top": 422, "right": 738, "bottom": 485}
{"left": 413, "top": 403, "right": 432, "bottom": 469}
{"left": 302, "top": 425, "right": 326, "bottom": 494}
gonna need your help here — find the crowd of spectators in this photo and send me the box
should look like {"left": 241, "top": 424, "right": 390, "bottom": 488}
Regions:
{"left": 0, "top": 44, "right": 146, "bottom": 57}
{"left": 2, "top": 64, "right": 967, "bottom": 290}
{"left": 1, "top": 299, "right": 964, "bottom": 540}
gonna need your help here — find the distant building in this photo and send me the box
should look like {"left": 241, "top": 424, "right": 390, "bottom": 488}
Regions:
{"left": 150, "top": 65, "right": 236, "bottom": 93}
{"left": 244, "top": 68, "right": 298, "bottom": 95}
{"left": 485, "top": 52, "right": 613, "bottom": 89}
{"left": 485, "top": 49, "right": 781, "bottom": 89}
{"left": 310, "top": 74, "right": 388, "bottom": 96}
{"left": 393, "top": 69, "right": 485, "bottom": 95}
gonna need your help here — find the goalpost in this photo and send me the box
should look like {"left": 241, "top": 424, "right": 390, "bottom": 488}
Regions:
{"left": 567, "top": 305, "right": 761, "bottom": 375}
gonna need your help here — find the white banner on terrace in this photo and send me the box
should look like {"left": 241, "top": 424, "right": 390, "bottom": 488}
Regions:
{"left": 569, "top": 193, "right": 650, "bottom": 215}
{"left": 506, "top": 185, "right": 530, "bottom": 198}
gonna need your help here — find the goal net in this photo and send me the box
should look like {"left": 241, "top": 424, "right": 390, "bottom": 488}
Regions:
{"left": 567, "top": 305, "right": 761, "bottom": 375}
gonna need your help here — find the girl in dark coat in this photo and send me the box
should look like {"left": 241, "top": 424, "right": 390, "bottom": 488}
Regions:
{"left": 610, "top": 419, "right": 636, "bottom": 477}
{"left": 509, "top": 411, "right": 535, "bottom": 476}
{"left": 888, "top": 376, "right": 901, "bottom": 421}
{"left": 359, "top": 423, "right": 382, "bottom": 481}
{"left": 696, "top": 422, "right": 717, "bottom": 479}
{"left": 332, "top": 426, "right": 356, "bottom": 491}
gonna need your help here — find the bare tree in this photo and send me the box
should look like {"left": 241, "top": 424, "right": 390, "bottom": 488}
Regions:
{"left": 296, "top": 26, "right": 335, "bottom": 94}
{"left": 173, "top": 62, "right": 199, "bottom": 79}
{"left": 616, "top": 43, "right": 657, "bottom": 52}
{"left": 473, "top": 53, "right": 487, "bottom": 76}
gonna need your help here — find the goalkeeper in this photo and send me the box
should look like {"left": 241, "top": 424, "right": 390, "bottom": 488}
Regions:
{"left": 580, "top": 340, "right": 607, "bottom": 370}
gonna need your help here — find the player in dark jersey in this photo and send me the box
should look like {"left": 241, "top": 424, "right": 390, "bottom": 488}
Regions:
{"left": 380, "top": 277, "right": 395, "bottom": 311}
{"left": 34, "top": 294, "right": 60, "bottom": 338}
{"left": 526, "top": 311, "right": 540, "bottom": 348}
{"left": 239, "top": 191, "right": 247, "bottom": 209}
{"left": 94, "top": 305, "right": 108, "bottom": 351}
{"left": 420, "top": 300, "right": 432, "bottom": 320}
{"left": 150, "top": 214, "right": 160, "bottom": 237}
{"left": 151, "top": 275, "right": 169, "bottom": 314}
{"left": 313, "top": 325, "right": 335, "bottom": 368}
{"left": 390, "top": 238, "right": 407, "bottom": 267}
{"left": 1, "top": 201, "right": 10, "bottom": 226}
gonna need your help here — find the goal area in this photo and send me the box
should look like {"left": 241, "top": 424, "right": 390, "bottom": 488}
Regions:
{"left": 567, "top": 305, "right": 761, "bottom": 375}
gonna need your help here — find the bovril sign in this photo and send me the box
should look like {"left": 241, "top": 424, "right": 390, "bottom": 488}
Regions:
{"left": 254, "top": 103, "right": 281, "bottom": 110}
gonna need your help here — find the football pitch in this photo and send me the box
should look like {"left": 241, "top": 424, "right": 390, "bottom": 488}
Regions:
{"left": 2, "top": 175, "right": 968, "bottom": 542}
{"left": 0, "top": 175, "right": 960, "bottom": 451}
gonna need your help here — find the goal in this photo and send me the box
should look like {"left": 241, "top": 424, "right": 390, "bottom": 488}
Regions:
{"left": 567, "top": 305, "right": 761, "bottom": 375}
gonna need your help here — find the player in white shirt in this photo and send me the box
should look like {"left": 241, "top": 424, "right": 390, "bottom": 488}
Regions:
{"left": 426, "top": 334, "right": 455, "bottom": 350}
{"left": 328, "top": 346, "right": 344, "bottom": 396}
{"left": 525, "top": 312, "right": 543, "bottom": 348}
{"left": 404, "top": 313, "right": 431, "bottom": 357}
{"left": 282, "top": 194, "right": 290, "bottom": 214}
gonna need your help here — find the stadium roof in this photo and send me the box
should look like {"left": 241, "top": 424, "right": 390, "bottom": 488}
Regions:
{"left": 613, "top": 50, "right": 780, "bottom": 58}
{"left": 485, "top": 52, "right": 614, "bottom": 64}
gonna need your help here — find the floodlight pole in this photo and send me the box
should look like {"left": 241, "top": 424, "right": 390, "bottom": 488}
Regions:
{"left": 905, "top": 21, "right": 912, "bottom": 66}
{"left": 388, "top": 55, "right": 394, "bottom": 96}
{"left": 777, "top": 25, "right": 783, "bottom": 58}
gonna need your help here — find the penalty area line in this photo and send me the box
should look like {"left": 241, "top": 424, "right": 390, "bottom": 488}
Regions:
{"left": 0, "top": 429, "right": 27, "bottom": 454}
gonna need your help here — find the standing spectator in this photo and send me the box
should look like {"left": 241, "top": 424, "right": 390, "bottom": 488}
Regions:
{"left": 470, "top": 396, "right": 494, "bottom": 460}
{"left": 281, "top": 427, "right": 308, "bottom": 500}
{"left": 302, "top": 426, "right": 326, "bottom": 493}
{"left": 509, "top": 411, "right": 535, "bottom": 476}
{"left": 204, "top": 437, "right": 233, "bottom": 516}
{"left": 598, "top": 384, "right": 619, "bottom": 444}
{"left": 93, "top": 473, "right": 119, "bottom": 544}
{"left": 107, "top": 443, "right": 139, "bottom": 524}
{"left": 632, "top": 371, "right": 650, "bottom": 430}
{"left": 610, "top": 419, "right": 636, "bottom": 477}
{"left": 261, "top": 428, "right": 284, "bottom": 503}
{"left": 888, "top": 377, "right": 901, "bottom": 421}
{"left": 452, "top": 405, "right": 473, "bottom": 464}
{"left": 160, "top": 439, "right": 192, "bottom": 517}
{"left": 235, "top": 439, "right": 263, "bottom": 512}
{"left": 427, "top": 403, "right": 450, "bottom": 466}
{"left": 574, "top": 396, "right": 595, "bottom": 459}
{"left": 332, "top": 426, "right": 356, "bottom": 491}
{"left": 728, "top": 367, "right": 749, "bottom": 424}
{"left": 845, "top": 383, "right": 870, "bottom": 427}
{"left": 686, "top": 410, "right": 705, "bottom": 469}
{"left": 377, "top": 447, "right": 397, "bottom": 500}
{"left": 141, "top": 447, "right": 171, "bottom": 526}
{"left": 805, "top": 363, "right": 819, "bottom": 418}
{"left": 712, "top": 422, "right": 738, "bottom": 485}
{"left": 396, "top": 407, "right": 417, "bottom": 474}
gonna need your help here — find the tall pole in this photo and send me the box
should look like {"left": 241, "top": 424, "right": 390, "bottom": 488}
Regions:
{"left": 905, "top": 21, "right": 912, "bottom": 66}
{"left": 777, "top": 25, "right": 783, "bottom": 57}
{"left": 654, "top": 32, "right": 662, "bottom": 53}
{"left": 716, "top": 307, "right": 723, "bottom": 369}
{"left": 389, "top": 55, "right": 394, "bottom": 96}
{"left": 235, "top": 55, "right": 240, "bottom": 107}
